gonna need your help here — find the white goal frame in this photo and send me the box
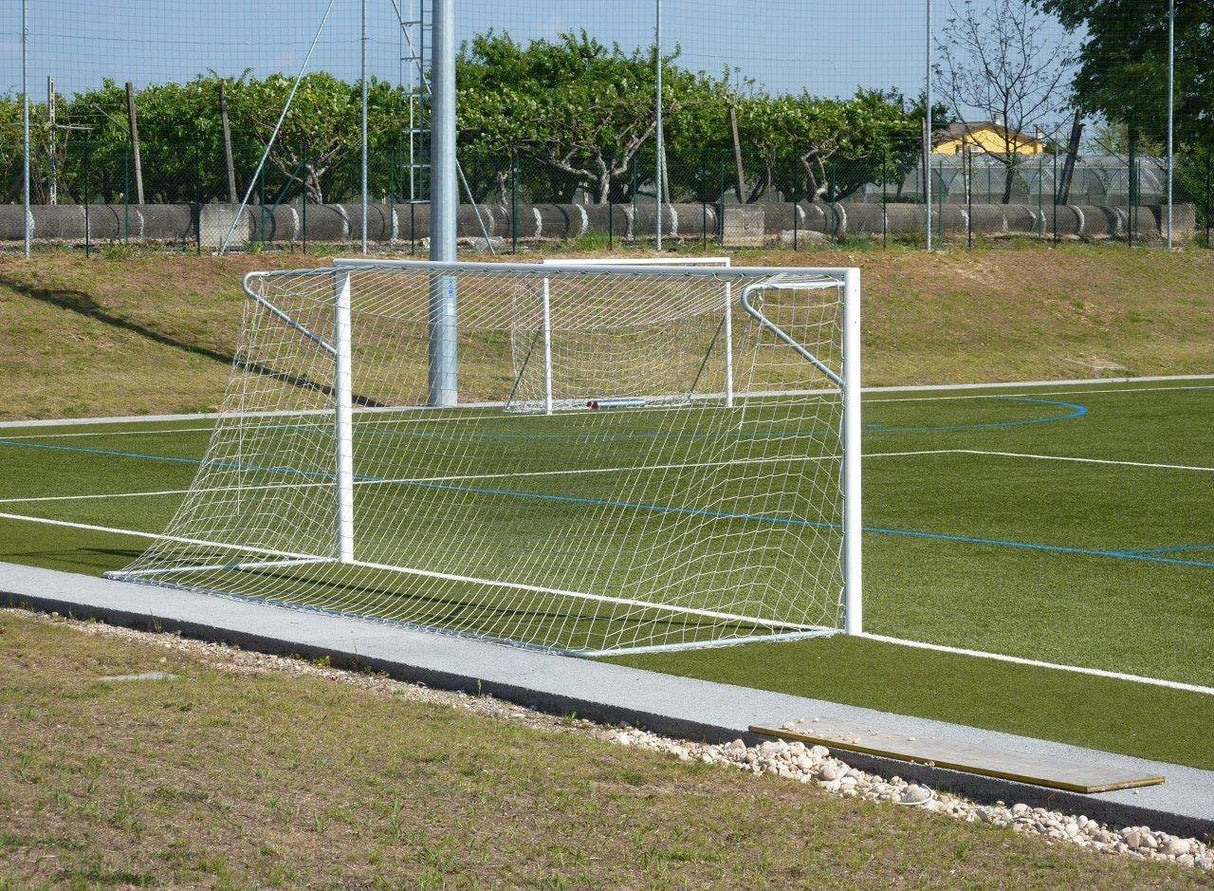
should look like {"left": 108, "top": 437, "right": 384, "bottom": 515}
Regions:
{"left": 114, "top": 258, "right": 863, "bottom": 653}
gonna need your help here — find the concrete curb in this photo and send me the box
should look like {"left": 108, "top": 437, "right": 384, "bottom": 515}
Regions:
{"left": 1, "top": 561, "right": 1211, "bottom": 839}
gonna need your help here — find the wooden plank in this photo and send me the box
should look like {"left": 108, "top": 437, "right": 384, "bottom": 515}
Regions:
{"left": 751, "top": 719, "right": 1165, "bottom": 794}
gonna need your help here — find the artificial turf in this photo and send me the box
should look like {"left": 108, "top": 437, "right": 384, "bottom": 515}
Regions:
{"left": 0, "top": 379, "right": 1211, "bottom": 768}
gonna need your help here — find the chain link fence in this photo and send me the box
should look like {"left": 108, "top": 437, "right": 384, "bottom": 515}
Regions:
{"left": 4, "top": 0, "right": 1211, "bottom": 254}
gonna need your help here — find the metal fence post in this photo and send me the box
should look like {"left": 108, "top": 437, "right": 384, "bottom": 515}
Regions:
{"left": 654, "top": 0, "right": 663, "bottom": 250}
{"left": 924, "top": 0, "right": 933, "bottom": 251}
{"left": 21, "top": 0, "right": 31, "bottom": 258}
{"left": 511, "top": 152, "right": 519, "bottom": 254}
{"left": 84, "top": 141, "right": 92, "bottom": 258}
{"left": 1166, "top": 0, "right": 1175, "bottom": 248}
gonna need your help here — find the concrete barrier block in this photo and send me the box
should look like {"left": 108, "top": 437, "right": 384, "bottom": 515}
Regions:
{"left": 198, "top": 204, "right": 252, "bottom": 249}
{"left": 722, "top": 205, "right": 765, "bottom": 246}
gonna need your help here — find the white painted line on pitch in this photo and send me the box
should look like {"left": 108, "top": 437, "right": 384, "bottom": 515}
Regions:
{"left": 0, "top": 426, "right": 216, "bottom": 441}
{"left": 0, "top": 449, "right": 956, "bottom": 507}
{"left": 342, "top": 558, "right": 814, "bottom": 632}
{"left": 355, "top": 448, "right": 957, "bottom": 489}
{"left": 0, "top": 513, "right": 812, "bottom": 632}
{"left": 3, "top": 374, "right": 1209, "bottom": 430}
{"left": 860, "top": 633, "right": 1214, "bottom": 697}
{"left": 0, "top": 488, "right": 198, "bottom": 505}
{"left": 861, "top": 373, "right": 1214, "bottom": 396}
{"left": 0, "top": 512, "right": 326, "bottom": 564}
{"left": 957, "top": 449, "right": 1214, "bottom": 473}
{"left": 867, "top": 383, "right": 1214, "bottom": 405}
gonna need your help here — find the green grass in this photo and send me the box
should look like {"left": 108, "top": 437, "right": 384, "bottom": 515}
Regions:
{"left": 0, "top": 610, "right": 1203, "bottom": 888}
{"left": 0, "top": 378, "right": 1211, "bottom": 769}
{"left": 2, "top": 245, "right": 1211, "bottom": 420}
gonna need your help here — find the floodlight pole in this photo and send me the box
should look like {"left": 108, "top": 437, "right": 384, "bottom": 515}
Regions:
{"left": 428, "top": 0, "right": 458, "bottom": 406}
{"left": 21, "top": 0, "right": 31, "bottom": 258}
{"left": 1166, "top": 0, "right": 1174, "bottom": 249}
{"left": 924, "top": 0, "right": 933, "bottom": 251}
{"left": 360, "top": 0, "right": 369, "bottom": 254}
{"left": 655, "top": 0, "right": 663, "bottom": 251}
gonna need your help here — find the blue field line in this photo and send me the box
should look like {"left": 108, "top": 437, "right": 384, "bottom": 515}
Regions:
{"left": 0, "top": 395, "right": 1087, "bottom": 467}
{"left": 392, "top": 476, "right": 1212, "bottom": 570}
{"left": 1118, "top": 543, "right": 1214, "bottom": 556}
{"left": 253, "top": 395, "right": 1088, "bottom": 442}
{"left": 864, "top": 397, "right": 1087, "bottom": 434}
{"left": 0, "top": 436, "right": 335, "bottom": 481}
{"left": 6, "top": 398, "right": 1204, "bottom": 572}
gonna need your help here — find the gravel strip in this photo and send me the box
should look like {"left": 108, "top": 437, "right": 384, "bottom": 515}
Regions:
{"left": 14, "top": 609, "right": 1211, "bottom": 871}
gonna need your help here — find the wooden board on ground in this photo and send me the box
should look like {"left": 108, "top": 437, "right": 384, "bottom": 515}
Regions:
{"left": 752, "top": 718, "right": 1165, "bottom": 794}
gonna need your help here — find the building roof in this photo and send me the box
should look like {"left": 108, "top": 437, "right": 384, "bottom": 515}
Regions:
{"left": 935, "top": 121, "right": 1045, "bottom": 147}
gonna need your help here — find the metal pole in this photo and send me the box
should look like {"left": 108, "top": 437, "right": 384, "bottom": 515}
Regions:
{"left": 47, "top": 76, "right": 56, "bottom": 206}
{"left": 428, "top": 0, "right": 458, "bottom": 406}
{"left": 361, "top": 0, "right": 369, "bottom": 254}
{"left": 1166, "top": 0, "right": 1175, "bottom": 248}
{"left": 21, "top": 0, "right": 31, "bottom": 258}
{"left": 334, "top": 270, "right": 355, "bottom": 563}
{"left": 842, "top": 267, "right": 863, "bottom": 635}
{"left": 723, "top": 282, "right": 734, "bottom": 408}
{"left": 542, "top": 278, "right": 553, "bottom": 415}
{"left": 219, "top": 82, "right": 237, "bottom": 203}
{"left": 126, "top": 82, "right": 145, "bottom": 206}
{"left": 655, "top": 0, "right": 663, "bottom": 250}
{"left": 925, "top": 0, "right": 933, "bottom": 251}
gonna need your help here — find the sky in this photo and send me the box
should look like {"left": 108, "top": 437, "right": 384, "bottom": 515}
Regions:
{"left": 2, "top": 0, "right": 1076, "bottom": 123}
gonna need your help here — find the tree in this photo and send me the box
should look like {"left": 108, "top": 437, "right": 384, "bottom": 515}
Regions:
{"left": 1037, "top": 0, "right": 1214, "bottom": 152}
{"left": 934, "top": 0, "right": 1076, "bottom": 202}
{"left": 457, "top": 31, "right": 706, "bottom": 203}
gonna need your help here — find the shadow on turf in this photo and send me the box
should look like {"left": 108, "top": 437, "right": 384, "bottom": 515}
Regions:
{"left": 0, "top": 277, "right": 384, "bottom": 408}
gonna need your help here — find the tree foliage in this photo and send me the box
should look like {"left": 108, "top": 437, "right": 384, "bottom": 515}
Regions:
{"left": 3, "top": 29, "right": 929, "bottom": 206}
{"left": 1037, "top": 0, "right": 1214, "bottom": 149}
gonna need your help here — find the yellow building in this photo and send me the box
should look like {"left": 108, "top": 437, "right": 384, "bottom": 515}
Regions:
{"left": 933, "top": 121, "right": 1051, "bottom": 156}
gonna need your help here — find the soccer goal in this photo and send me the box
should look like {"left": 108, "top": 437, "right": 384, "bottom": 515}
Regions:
{"left": 110, "top": 259, "right": 861, "bottom": 655}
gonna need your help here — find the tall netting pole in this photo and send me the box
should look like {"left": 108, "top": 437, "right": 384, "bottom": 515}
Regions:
{"left": 360, "top": 0, "right": 369, "bottom": 254}
{"left": 21, "top": 0, "right": 31, "bottom": 259}
{"left": 924, "top": 0, "right": 933, "bottom": 251}
{"left": 429, "top": 0, "right": 458, "bottom": 406}
{"left": 1166, "top": 0, "right": 1175, "bottom": 249}
{"left": 655, "top": 0, "right": 664, "bottom": 251}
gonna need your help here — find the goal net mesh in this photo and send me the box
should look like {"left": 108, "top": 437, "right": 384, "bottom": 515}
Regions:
{"left": 117, "top": 262, "right": 851, "bottom": 654}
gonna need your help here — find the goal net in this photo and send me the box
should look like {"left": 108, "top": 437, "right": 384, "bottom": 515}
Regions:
{"left": 112, "top": 259, "right": 861, "bottom": 655}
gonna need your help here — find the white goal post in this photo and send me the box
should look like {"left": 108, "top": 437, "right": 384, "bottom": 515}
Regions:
{"left": 111, "top": 259, "right": 861, "bottom": 654}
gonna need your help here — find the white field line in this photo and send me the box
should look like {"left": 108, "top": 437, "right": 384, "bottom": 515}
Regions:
{"left": 0, "top": 511, "right": 325, "bottom": 561}
{"left": 860, "top": 633, "right": 1214, "bottom": 697}
{"left": 3, "top": 373, "right": 1211, "bottom": 431}
{"left": 342, "top": 557, "right": 814, "bottom": 632}
{"left": 860, "top": 373, "right": 1214, "bottom": 396}
{"left": 0, "top": 426, "right": 216, "bottom": 441}
{"left": 0, "top": 449, "right": 955, "bottom": 506}
{"left": 956, "top": 449, "right": 1214, "bottom": 473}
{"left": 867, "top": 382, "right": 1214, "bottom": 405}
{"left": 7, "top": 380, "right": 1212, "bottom": 441}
